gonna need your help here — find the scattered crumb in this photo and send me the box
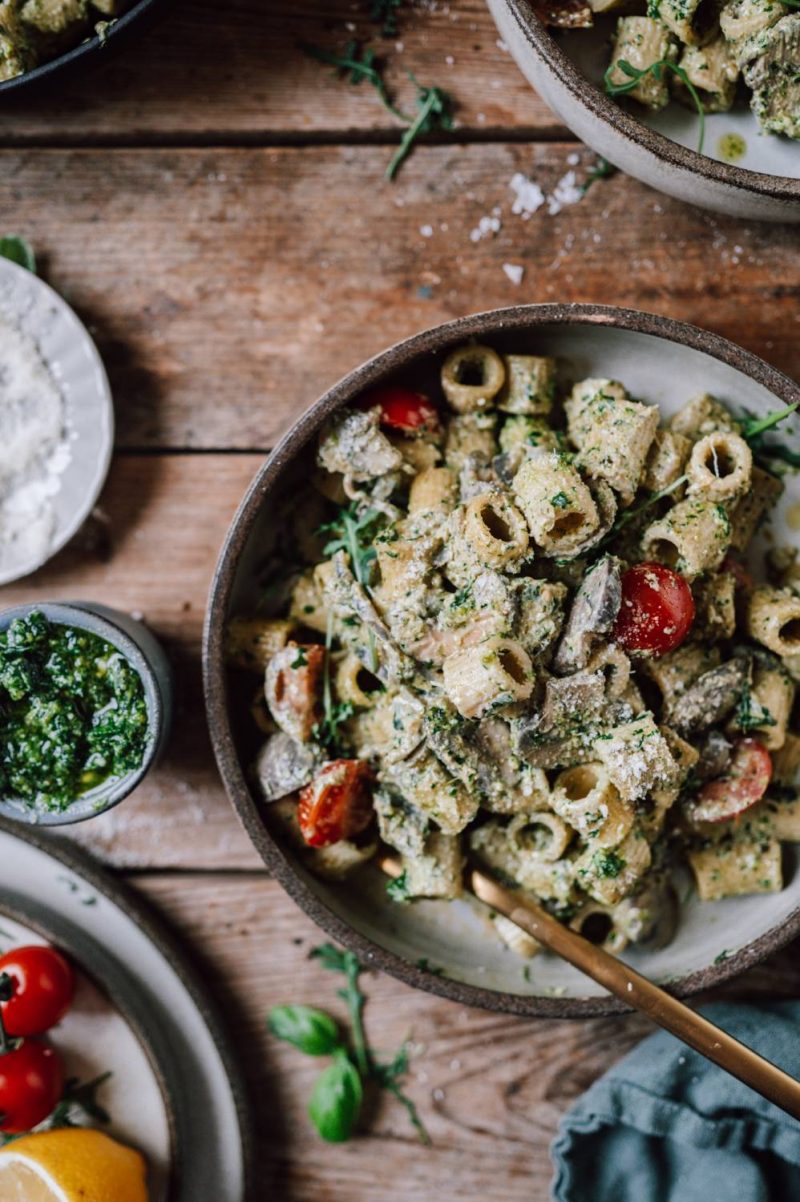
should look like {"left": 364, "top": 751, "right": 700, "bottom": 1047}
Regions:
{"left": 445, "top": 54, "right": 455, "bottom": 65}
{"left": 496, "top": 38, "right": 509, "bottom": 52}
{"left": 502, "top": 262, "right": 525, "bottom": 285}
{"left": 510, "top": 171, "right": 546, "bottom": 217}
{"left": 470, "top": 209, "right": 502, "bottom": 242}
{"left": 547, "top": 170, "right": 583, "bottom": 215}
{"left": 567, "top": 152, "right": 580, "bottom": 166}
{"left": 419, "top": 224, "right": 434, "bottom": 238}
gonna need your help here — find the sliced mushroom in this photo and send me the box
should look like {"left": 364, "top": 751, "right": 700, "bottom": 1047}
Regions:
{"left": 695, "top": 729, "right": 734, "bottom": 781}
{"left": 552, "top": 555, "right": 622, "bottom": 673}
{"left": 254, "top": 733, "right": 323, "bottom": 802}
{"left": 670, "top": 657, "right": 749, "bottom": 736}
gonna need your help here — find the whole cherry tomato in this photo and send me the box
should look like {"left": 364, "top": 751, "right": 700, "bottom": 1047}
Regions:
{"left": 298, "top": 760, "right": 373, "bottom": 847}
{"left": 612, "top": 563, "right": 695, "bottom": 656}
{"left": 0, "top": 1039, "right": 64, "bottom": 1133}
{"left": 0, "top": 945, "right": 75, "bottom": 1037}
{"left": 688, "top": 738, "right": 772, "bottom": 825}
{"left": 359, "top": 387, "right": 440, "bottom": 436}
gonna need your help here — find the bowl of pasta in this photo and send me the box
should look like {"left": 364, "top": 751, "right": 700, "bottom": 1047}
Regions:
{"left": 487, "top": 0, "right": 800, "bottom": 223}
{"left": 205, "top": 303, "right": 800, "bottom": 1017}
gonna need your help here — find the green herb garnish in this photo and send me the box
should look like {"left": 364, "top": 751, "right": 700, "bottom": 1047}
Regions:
{"left": 604, "top": 58, "right": 706, "bottom": 154}
{"left": 269, "top": 943, "right": 430, "bottom": 1144}
{"left": 551, "top": 491, "right": 570, "bottom": 509}
{"left": 313, "top": 613, "right": 355, "bottom": 755}
{"left": 386, "top": 870, "right": 412, "bottom": 901}
{"left": 386, "top": 73, "right": 454, "bottom": 181}
{"left": 580, "top": 156, "right": 616, "bottom": 195}
{"left": 371, "top": 0, "right": 403, "bottom": 36}
{"left": 0, "top": 235, "right": 35, "bottom": 274}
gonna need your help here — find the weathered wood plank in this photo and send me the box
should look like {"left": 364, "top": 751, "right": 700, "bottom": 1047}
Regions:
{"left": 1, "top": 453, "right": 261, "bottom": 869}
{"left": 132, "top": 872, "right": 800, "bottom": 1201}
{"left": 6, "top": 144, "right": 798, "bottom": 451}
{"left": 2, "top": 0, "right": 560, "bottom": 140}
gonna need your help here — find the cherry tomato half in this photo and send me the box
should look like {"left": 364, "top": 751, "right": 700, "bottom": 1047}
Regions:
{"left": 0, "top": 945, "right": 75, "bottom": 1037}
{"left": 298, "top": 760, "right": 373, "bottom": 848}
{"left": 0, "top": 1039, "right": 64, "bottom": 1133}
{"left": 359, "top": 387, "right": 440, "bottom": 436}
{"left": 688, "top": 738, "right": 772, "bottom": 825}
{"left": 612, "top": 563, "right": 695, "bottom": 657}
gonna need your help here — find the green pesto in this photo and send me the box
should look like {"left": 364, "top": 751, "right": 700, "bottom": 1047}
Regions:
{"left": 0, "top": 612, "right": 149, "bottom": 811}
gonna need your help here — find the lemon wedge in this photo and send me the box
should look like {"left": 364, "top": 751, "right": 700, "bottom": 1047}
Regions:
{"left": 0, "top": 1128, "right": 149, "bottom": 1202}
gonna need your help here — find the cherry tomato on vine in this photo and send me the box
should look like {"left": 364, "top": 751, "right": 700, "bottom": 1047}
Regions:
{"left": 688, "top": 738, "right": 772, "bottom": 825}
{"left": 0, "top": 945, "right": 75, "bottom": 1037}
{"left": 359, "top": 387, "right": 440, "bottom": 436}
{"left": 298, "top": 760, "right": 373, "bottom": 847}
{"left": 0, "top": 1040, "right": 64, "bottom": 1133}
{"left": 612, "top": 563, "right": 695, "bottom": 656}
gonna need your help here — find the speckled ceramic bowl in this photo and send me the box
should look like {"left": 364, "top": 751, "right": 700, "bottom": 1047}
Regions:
{"left": 205, "top": 304, "right": 800, "bottom": 1017}
{"left": 0, "top": 601, "right": 173, "bottom": 827}
{"left": 487, "top": 0, "right": 800, "bottom": 222}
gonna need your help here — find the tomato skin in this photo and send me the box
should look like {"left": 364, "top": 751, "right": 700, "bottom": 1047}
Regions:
{"left": 298, "top": 760, "right": 373, "bottom": 847}
{"left": 359, "top": 387, "right": 440, "bottom": 436}
{"left": 613, "top": 563, "right": 695, "bottom": 656}
{"left": 689, "top": 738, "right": 772, "bottom": 825}
{"left": 0, "top": 1040, "right": 64, "bottom": 1133}
{"left": 0, "top": 946, "right": 75, "bottom": 1037}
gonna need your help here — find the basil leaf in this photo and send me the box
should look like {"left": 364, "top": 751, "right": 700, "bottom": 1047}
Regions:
{"left": 0, "top": 235, "right": 36, "bottom": 274}
{"left": 267, "top": 1005, "right": 341, "bottom": 1056}
{"left": 308, "top": 1050, "right": 363, "bottom": 1142}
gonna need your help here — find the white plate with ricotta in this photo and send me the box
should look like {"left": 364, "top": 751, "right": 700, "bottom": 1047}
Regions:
{"left": 0, "top": 256, "right": 113, "bottom": 585}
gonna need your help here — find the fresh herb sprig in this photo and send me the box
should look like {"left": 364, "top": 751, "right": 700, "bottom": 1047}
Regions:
{"left": 269, "top": 943, "right": 430, "bottom": 1144}
{"left": 371, "top": 0, "right": 404, "bottom": 36}
{"left": 320, "top": 503, "right": 385, "bottom": 589}
{"left": 580, "top": 155, "right": 616, "bottom": 195}
{"left": 0, "top": 235, "right": 35, "bottom": 274}
{"left": 313, "top": 613, "right": 355, "bottom": 755}
{"left": 599, "top": 471, "right": 688, "bottom": 550}
{"left": 741, "top": 402, "right": 800, "bottom": 475}
{"left": 302, "top": 43, "right": 453, "bottom": 179}
{"left": 604, "top": 58, "right": 706, "bottom": 153}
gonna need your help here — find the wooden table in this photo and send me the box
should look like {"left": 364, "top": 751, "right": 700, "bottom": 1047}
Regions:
{"left": 3, "top": 2, "right": 800, "bottom": 1197}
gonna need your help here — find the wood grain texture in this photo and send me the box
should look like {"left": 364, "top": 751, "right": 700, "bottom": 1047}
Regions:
{"left": 1, "top": 454, "right": 260, "bottom": 869}
{"left": 5, "top": 144, "right": 797, "bottom": 451}
{"left": 131, "top": 872, "right": 800, "bottom": 1202}
{"left": 2, "top": 0, "right": 561, "bottom": 141}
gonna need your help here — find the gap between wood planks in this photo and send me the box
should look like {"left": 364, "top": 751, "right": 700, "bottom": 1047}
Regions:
{"left": 0, "top": 128, "right": 575, "bottom": 151}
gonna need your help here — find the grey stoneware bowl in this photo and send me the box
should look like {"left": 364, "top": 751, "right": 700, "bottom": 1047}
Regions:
{"left": 0, "top": 601, "right": 173, "bottom": 827}
{"left": 204, "top": 303, "right": 800, "bottom": 1018}
{"left": 488, "top": 0, "right": 800, "bottom": 222}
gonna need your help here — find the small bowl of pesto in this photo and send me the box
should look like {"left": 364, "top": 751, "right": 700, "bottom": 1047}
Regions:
{"left": 0, "top": 601, "right": 173, "bottom": 826}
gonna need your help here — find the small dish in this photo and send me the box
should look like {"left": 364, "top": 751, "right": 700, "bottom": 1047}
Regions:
{"left": 0, "top": 256, "right": 113, "bottom": 586}
{"left": 0, "top": 819, "right": 253, "bottom": 1200}
{"left": 487, "top": 0, "right": 800, "bottom": 222}
{"left": 204, "top": 303, "right": 800, "bottom": 1018}
{"left": 0, "top": 601, "right": 173, "bottom": 827}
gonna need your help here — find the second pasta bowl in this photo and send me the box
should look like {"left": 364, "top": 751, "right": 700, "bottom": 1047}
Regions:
{"left": 205, "top": 304, "right": 800, "bottom": 1017}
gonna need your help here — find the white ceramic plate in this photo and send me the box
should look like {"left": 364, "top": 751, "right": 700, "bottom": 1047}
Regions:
{"left": 0, "top": 256, "right": 113, "bottom": 585}
{"left": 0, "top": 820, "right": 251, "bottom": 1199}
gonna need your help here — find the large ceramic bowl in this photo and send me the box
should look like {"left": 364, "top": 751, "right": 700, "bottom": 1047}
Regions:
{"left": 487, "top": 0, "right": 800, "bottom": 223}
{"left": 205, "top": 304, "right": 800, "bottom": 1017}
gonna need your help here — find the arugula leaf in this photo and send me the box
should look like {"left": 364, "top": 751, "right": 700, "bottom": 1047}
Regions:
{"left": 308, "top": 1049, "right": 364, "bottom": 1142}
{"left": 371, "top": 0, "right": 403, "bottom": 36}
{"left": 320, "top": 503, "right": 385, "bottom": 589}
{"left": 301, "top": 41, "right": 407, "bottom": 122}
{"left": 599, "top": 472, "right": 688, "bottom": 550}
{"left": 312, "top": 612, "right": 355, "bottom": 755}
{"left": 741, "top": 402, "right": 800, "bottom": 475}
{"left": 0, "top": 235, "right": 36, "bottom": 274}
{"left": 604, "top": 58, "right": 706, "bottom": 153}
{"left": 386, "top": 74, "right": 454, "bottom": 180}
{"left": 741, "top": 402, "right": 799, "bottom": 442}
{"left": 268, "top": 1005, "right": 342, "bottom": 1056}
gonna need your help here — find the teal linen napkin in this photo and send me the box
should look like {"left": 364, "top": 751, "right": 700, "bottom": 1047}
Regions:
{"left": 551, "top": 1002, "right": 800, "bottom": 1202}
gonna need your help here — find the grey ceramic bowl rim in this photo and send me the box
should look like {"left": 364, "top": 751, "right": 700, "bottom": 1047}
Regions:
{"left": 496, "top": 0, "right": 800, "bottom": 205}
{"left": 204, "top": 302, "right": 800, "bottom": 1019}
{"left": 0, "top": 601, "right": 165, "bottom": 827}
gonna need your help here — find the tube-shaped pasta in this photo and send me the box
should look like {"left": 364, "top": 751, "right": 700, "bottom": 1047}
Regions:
{"left": 568, "top": 385, "right": 660, "bottom": 504}
{"left": 497, "top": 354, "right": 556, "bottom": 416}
{"left": 569, "top": 903, "right": 629, "bottom": 954}
{"left": 676, "top": 38, "right": 739, "bottom": 111}
{"left": 641, "top": 643, "right": 720, "bottom": 711}
{"left": 728, "top": 466, "right": 784, "bottom": 552}
{"left": 691, "top": 571, "right": 736, "bottom": 641}
{"left": 642, "top": 428, "right": 691, "bottom": 492}
{"left": 586, "top": 644, "right": 631, "bottom": 700}
{"left": 512, "top": 452, "right": 600, "bottom": 557}
{"left": 290, "top": 571, "right": 329, "bottom": 635}
{"left": 773, "top": 731, "right": 800, "bottom": 785}
{"left": 607, "top": 18, "right": 679, "bottom": 108}
{"left": 442, "top": 636, "right": 534, "bottom": 718}
{"left": 402, "top": 833, "right": 464, "bottom": 899}
{"left": 745, "top": 664, "right": 795, "bottom": 749}
{"left": 334, "top": 652, "right": 383, "bottom": 710}
{"left": 640, "top": 497, "right": 731, "bottom": 578}
{"left": 686, "top": 430, "right": 752, "bottom": 503}
{"left": 492, "top": 913, "right": 541, "bottom": 958}
{"left": 463, "top": 490, "right": 530, "bottom": 569}
{"left": 551, "top": 763, "right": 634, "bottom": 847}
{"left": 499, "top": 415, "right": 559, "bottom": 454}
{"left": 441, "top": 344, "right": 506, "bottom": 414}
{"left": 574, "top": 830, "right": 652, "bottom": 907}
{"left": 720, "top": 0, "right": 787, "bottom": 64}
{"left": 408, "top": 465, "right": 457, "bottom": 514}
{"left": 766, "top": 795, "right": 800, "bottom": 840}
{"left": 444, "top": 412, "right": 498, "bottom": 470}
{"left": 593, "top": 715, "right": 679, "bottom": 803}
{"left": 659, "top": 0, "right": 721, "bottom": 44}
{"left": 226, "top": 616, "right": 295, "bottom": 672}
{"left": 389, "top": 750, "right": 478, "bottom": 835}
{"left": 670, "top": 393, "right": 739, "bottom": 440}
{"left": 507, "top": 811, "right": 573, "bottom": 863}
{"left": 688, "top": 837, "right": 782, "bottom": 900}
{"left": 747, "top": 586, "right": 800, "bottom": 657}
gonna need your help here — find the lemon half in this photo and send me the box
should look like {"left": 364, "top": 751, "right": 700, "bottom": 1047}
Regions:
{"left": 0, "top": 1128, "right": 149, "bottom": 1202}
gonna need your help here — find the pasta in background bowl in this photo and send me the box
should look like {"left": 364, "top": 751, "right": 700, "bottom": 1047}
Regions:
{"left": 204, "top": 305, "right": 800, "bottom": 1017}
